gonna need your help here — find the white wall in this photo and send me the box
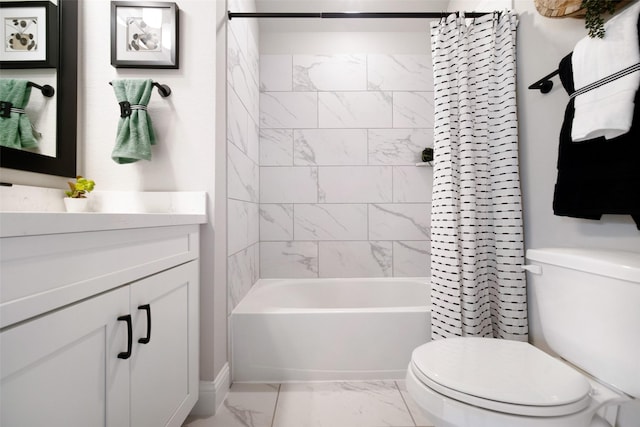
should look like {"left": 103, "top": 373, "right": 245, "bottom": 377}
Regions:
{"left": 514, "top": 1, "right": 640, "bottom": 251}
{"left": 80, "top": 0, "right": 215, "bottom": 193}
{"left": 78, "top": 0, "right": 222, "bottom": 386}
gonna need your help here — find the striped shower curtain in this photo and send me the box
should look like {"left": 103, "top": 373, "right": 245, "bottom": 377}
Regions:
{"left": 429, "top": 11, "right": 528, "bottom": 341}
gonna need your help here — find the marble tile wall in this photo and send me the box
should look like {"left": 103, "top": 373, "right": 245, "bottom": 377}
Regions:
{"left": 260, "top": 54, "right": 434, "bottom": 279}
{"left": 227, "top": 3, "right": 260, "bottom": 314}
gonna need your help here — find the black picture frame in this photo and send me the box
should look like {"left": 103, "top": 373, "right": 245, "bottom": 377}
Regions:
{"left": 111, "top": 1, "right": 179, "bottom": 69}
{"left": 0, "top": 1, "right": 58, "bottom": 69}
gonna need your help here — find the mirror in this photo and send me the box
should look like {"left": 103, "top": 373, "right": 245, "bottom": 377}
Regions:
{"left": 0, "top": 0, "right": 77, "bottom": 177}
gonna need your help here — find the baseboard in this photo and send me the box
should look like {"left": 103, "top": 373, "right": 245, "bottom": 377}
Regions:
{"left": 189, "top": 363, "right": 230, "bottom": 417}
{"left": 214, "top": 362, "right": 231, "bottom": 411}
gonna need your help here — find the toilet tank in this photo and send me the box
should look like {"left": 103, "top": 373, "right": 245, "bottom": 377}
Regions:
{"left": 525, "top": 248, "right": 640, "bottom": 398}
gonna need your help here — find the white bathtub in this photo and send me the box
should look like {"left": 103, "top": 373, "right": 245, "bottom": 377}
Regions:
{"left": 231, "top": 277, "right": 431, "bottom": 382}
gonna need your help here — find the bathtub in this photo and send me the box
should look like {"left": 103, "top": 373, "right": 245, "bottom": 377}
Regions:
{"left": 231, "top": 277, "right": 431, "bottom": 382}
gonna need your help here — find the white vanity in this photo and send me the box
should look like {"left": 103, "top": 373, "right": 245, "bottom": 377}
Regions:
{"left": 0, "top": 191, "right": 207, "bottom": 427}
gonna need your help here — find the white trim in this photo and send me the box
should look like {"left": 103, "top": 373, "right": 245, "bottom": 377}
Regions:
{"left": 189, "top": 363, "right": 230, "bottom": 416}
{"left": 214, "top": 362, "right": 231, "bottom": 412}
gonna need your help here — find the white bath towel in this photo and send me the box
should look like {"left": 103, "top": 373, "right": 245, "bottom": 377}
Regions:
{"left": 571, "top": 1, "right": 640, "bottom": 142}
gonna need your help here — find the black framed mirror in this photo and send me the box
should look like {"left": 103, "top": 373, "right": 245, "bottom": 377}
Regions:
{"left": 0, "top": 0, "right": 77, "bottom": 177}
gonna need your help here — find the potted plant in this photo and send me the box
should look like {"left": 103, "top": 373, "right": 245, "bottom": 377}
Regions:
{"left": 582, "top": 0, "right": 617, "bottom": 38}
{"left": 534, "top": 0, "right": 631, "bottom": 38}
{"left": 63, "top": 175, "right": 96, "bottom": 212}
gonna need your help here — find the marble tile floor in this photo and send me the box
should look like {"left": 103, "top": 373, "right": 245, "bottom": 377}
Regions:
{"left": 183, "top": 380, "right": 436, "bottom": 427}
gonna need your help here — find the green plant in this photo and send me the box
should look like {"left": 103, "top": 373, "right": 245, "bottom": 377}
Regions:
{"left": 582, "top": 0, "right": 616, "bottom": 38}
{"left": 65, "top": 176, "right": 95, "bottom": 198}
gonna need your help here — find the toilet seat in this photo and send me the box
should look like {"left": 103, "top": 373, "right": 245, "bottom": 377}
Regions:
{"left": 410, "top": 337, "right": 593, "bottom": 417}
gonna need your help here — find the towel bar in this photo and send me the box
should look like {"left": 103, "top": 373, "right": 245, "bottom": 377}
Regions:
{"left": 528, "top": 69, "right": 559, "bottom": 94}
{"left": 108, "top": 81, "right": 172, "bottom": 97}
{"left": 27, "top": 81, "right": 55, "bottom": 97}
{"left": 152, "top": 82, "right": 171, "bottom": 97}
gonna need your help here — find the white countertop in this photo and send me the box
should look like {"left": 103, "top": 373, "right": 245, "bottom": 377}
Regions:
{"left": 0, "top": 187, "right": 207, "bottom": 237}
{"left": 0, "top": 211, "right": 207, "bottom": 237}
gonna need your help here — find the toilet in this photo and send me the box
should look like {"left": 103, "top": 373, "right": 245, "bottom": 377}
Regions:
{"left": 407, "top": 248, "right": 640, "bottom": 427}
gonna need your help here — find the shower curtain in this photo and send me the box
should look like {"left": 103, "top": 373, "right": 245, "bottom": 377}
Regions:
{"left": 429, "top": 11, "right": 528, "bottom": 341}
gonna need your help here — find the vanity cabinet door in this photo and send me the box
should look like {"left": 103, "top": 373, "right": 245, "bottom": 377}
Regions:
{"left": 129, "top": 261, "right": 199, "bottom": 427}
{"left": 0, "top": 286, "right": 131, "bottom": 427}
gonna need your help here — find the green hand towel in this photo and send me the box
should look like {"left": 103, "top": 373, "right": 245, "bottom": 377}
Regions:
{"left": 0, "top": 79, "right": 38, "bottom": 149}
{"left": 111, "top": 79, "right": 156, "bottom": 164}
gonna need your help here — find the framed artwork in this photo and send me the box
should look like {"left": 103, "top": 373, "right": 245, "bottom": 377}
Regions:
{"left": 111, "top": 1, "right": 179, "bottom": 69}
{"left": 0, "top": 1, "right": 58, "bottom": 68}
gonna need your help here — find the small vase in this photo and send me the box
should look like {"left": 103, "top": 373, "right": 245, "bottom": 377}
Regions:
{"left": 64, "top": 197, "right": 89, "bottom": 213}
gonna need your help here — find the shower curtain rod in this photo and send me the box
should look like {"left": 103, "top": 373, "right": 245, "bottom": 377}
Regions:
{"left": 227, "top": 11, "right": 495, "bottom": 20}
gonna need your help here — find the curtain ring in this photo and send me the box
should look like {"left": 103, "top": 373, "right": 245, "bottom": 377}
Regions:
{"left": 493, "top": 10, "right": 502, "bottom": 28}
{"left": 439, "top": 11, "right": 447, "bottom": 27}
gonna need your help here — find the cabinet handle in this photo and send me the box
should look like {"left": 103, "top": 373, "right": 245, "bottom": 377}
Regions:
{"left": 138, "top": 304, "right": 151, "bottom": 344}
{"left": 117, "top": 315, "right": 132, "bottom": 359}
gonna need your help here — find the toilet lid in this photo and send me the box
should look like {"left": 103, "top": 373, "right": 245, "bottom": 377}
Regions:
{"left": 411, "top": 338, "right": 592, "bottom": 416}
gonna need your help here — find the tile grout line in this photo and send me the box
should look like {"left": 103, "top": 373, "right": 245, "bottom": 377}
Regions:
{"left": 269, "top": 383, "right": 282, "bottom": 427}
{"left": 394, "top": 380, "right": 419, "bottom": 427}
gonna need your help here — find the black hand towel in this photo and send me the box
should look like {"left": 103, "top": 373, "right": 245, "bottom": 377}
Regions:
{"left": 553, "top": 53, "right": 640, "bottom": 230}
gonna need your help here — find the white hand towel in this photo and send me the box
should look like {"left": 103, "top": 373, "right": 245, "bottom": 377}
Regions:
{"left": 571, "top": 1, "right": 640, "bottom": 142}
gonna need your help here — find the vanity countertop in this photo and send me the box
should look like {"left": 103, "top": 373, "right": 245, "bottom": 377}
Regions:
{"left": 0, "top": 211, "right": 207, "bottom": 238}
{"left": 0, "top": 188, "right": 207, "bottom": 237}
